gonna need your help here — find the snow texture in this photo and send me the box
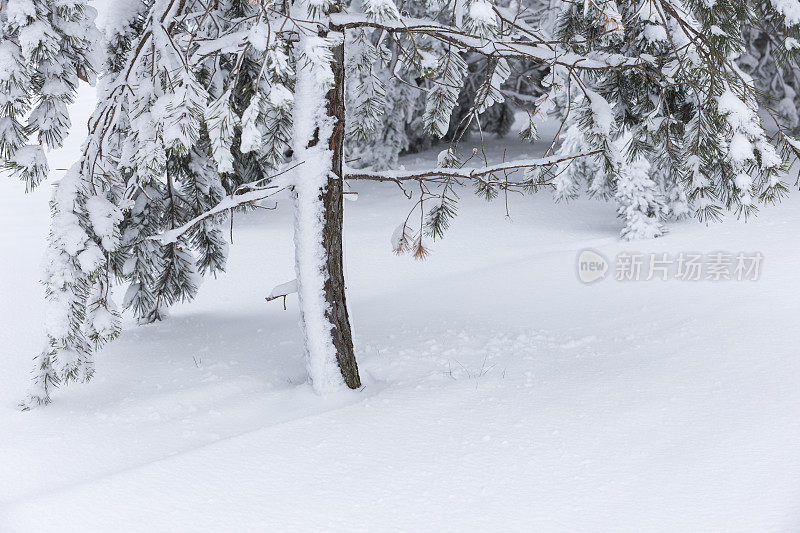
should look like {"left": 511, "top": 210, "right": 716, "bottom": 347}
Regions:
{"left": 585, "top": 88, "right": 614, "bottom": 135}
{"left": 770, "top": 0, "right": 800, "bottom": 26}
{"left": 2, "top": 93, "right": 800, "bottom": 532}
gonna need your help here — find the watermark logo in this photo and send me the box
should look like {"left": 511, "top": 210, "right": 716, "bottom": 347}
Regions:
{"left": 577, "top": 249, "right": 609, "bottom": 283}
{"left": 576, "top": 250, "right": 763, "bottom": 283}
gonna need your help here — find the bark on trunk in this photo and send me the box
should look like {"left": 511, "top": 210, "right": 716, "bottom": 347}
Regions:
{"left": 321, "top": 41, "right": 361, "bottom": 389}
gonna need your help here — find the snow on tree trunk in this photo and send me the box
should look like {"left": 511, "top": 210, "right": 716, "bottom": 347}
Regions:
{"left": 321, "top": 42, "right": 361, "bottom": 389}
{"left": 291, "top": 15, "right": 361, "bottom": 392}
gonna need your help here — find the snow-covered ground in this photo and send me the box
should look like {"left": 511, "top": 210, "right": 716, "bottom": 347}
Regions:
{"left": 2, "top": 86, "right": 800, "bottom": 532}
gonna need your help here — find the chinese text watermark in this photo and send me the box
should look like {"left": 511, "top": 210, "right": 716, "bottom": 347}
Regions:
{"left": 577, "top": 250, "right": 763, "bottom": 283}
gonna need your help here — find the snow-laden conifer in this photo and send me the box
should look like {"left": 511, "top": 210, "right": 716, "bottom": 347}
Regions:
{"left": 0, "top": 0, "right": 100, "bottom": 190}
{"left": 549, "top": 0, "right": 794, "bottom": 238}
{"left": 7, "top": 0, "right": 800, "bottom": 406}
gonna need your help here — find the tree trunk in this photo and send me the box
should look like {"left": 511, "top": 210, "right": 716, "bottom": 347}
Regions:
{"left": 321, "top": 41, "right": 361, "bottom": 389}
{"left": 291, "top": 27, "right": 360, "bottom": 392}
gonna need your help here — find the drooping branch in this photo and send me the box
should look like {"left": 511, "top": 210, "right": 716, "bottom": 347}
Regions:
{"left": 343, "top": 151, "right": 601, "bottom": 184}
{"left": 154, "top": 180, "right": 291, "bottom": 245}
{"left": 329, "top": 13, "right": 654, "bottom": 70}
{"left": 149, "top": 150, "right": 597, "bottom": 246}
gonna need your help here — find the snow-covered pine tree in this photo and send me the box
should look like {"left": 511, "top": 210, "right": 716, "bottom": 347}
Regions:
{"left": 9, "top": 0, "right": 286, "bottom": 406}
{"left": 1, "top": 0, "right": 100, "bottom": 190}
{"left": 0, "top": 0, "right": 103, "bottom": 401}
{"left": 548, "top": 0, "right": 793, "bottom": 239}
{"left": 7, "top": 0, "right": 800, "bottom": 406}
{"left": 345, "top": 0, "right": 553, "bottom": 170}
{"left": 740, "top": 3, "right": 800, "bottom": 133}
{"left": 108, "top": 0, "right": 262, "bottom": 325}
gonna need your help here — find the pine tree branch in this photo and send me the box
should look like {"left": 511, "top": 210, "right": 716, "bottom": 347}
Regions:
{"left": 152, "top": 162, "right": 302, "bottom": 245}
{"left": 329, "top": 13, "right": 652, "bottom": 70}
{"left": 342, "top": 151, "right": 600, "bottom": 184}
